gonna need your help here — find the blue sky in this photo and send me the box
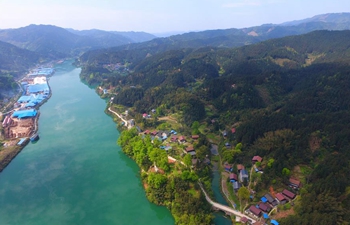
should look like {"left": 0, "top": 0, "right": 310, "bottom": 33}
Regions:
{"left": 0, "top": 0, "right": 349, "bottom": 33}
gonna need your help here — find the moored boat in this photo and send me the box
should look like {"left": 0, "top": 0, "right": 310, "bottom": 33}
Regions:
{"left": 30, "top": 133, "right": 39, "bottom": 142}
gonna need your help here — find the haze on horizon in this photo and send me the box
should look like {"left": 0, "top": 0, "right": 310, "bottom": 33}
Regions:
{"left": 0, "top": 0, "right": 349, "bottom": 34}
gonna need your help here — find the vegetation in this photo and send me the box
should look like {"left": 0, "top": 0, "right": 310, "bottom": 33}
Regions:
{"left": 117, "top": 128, "right": 213, "bottom": 225}
{"left": 84, "top": 30, "right": 350, "bottom": 224}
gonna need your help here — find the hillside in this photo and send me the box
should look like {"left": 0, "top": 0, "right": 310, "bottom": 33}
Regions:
{"left": 67, "top": 29, "right": 156, "bottom": 44}
{"left": 0, "top": 40, "right": 40, "bottom": 72}
{"left": 0, "top": 25, "right": 154, "bottom": 58}
{"left": 78, "top": 13, "right": 350, "bottom": 68}
{"left": 80, "top": 30, "right": 350, "bottom": 224}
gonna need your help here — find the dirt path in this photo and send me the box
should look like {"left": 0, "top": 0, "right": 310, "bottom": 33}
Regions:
{"left": 221, "top": 171, "right": 236, "bottom": 208}
{"left": 158, "top": 116, "right": 178, "bottom": 123}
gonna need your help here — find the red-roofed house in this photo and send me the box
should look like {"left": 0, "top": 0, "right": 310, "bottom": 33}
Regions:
{"left": 241, "top": 217, "right": 248, "bottom": 223}
{"left": 144, "top": 130, "right": 150, "bottom": 135}
{"left": 171, "top": 135, "right": 178, "bottom": 142}
{"left": 249, "top": 205, "right": 262, "bottom": 217}
{"left": 229, "top": 173, "right": 238, "bottom": 182}
{"left": 258, "top": 202, "right": 271, "bottom": 212}
{"left": 289, "top": 178, "right": 301, "bottom": 189}
{"left": 237, "top": 164, "right": 245, "bottom": 171}
{"left": 191, "top": 135, "right": 199, "bottom": 139}
{"left": 282, "top": 189, "right": 296, "bottom": 200}
{"left": 178, "top": 136, "right": 186, "bottom": 143}
{"left": 252, "top": 155, "right": 263, "bottom": 163}
{"left": 231, "top": 128, "right": 236, "bottom": 134}
{"left": 275, "top": 193, "right": 287, "bottom": 204}
{"left": 185, "top": 146, "right": 195, "bottom": 152}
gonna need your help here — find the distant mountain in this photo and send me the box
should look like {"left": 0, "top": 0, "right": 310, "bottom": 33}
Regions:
{"left": 0, "top": 25, "right": 153, "bottom": 59}
{"left": 110, "top": 31, "right": 156, "bottom": 43}
{"left": 79, "top": 13, "right": 350, "bottom": 68}
{"left": 0, "top": 40, "right": 40, "bottom": 72}
{"left": 281, "top": 12, "right": 350, "bottom": 26}
{"left": 66, "top": 29, "right": 156, "bottom": 44}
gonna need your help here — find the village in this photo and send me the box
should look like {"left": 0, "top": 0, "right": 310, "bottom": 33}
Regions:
{"left": 106, "top": 101, "right": 302, "bottom": 225}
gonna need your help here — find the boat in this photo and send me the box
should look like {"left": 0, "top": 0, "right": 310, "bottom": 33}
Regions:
{"left": 30, "top": 133, "right": 39, "bottom": 142}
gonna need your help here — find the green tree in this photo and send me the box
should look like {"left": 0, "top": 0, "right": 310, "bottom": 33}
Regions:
{"left": 183, "top": 154, "right": 192, "bottom": 167}
{"left": 191, "top": 121, "right": 200, "bottom": 135}
{"left": 237, "top": 186, "right": 250, "bottom": 212}
{"left": 282, "top": 167, "right": 290, "bottom": 177}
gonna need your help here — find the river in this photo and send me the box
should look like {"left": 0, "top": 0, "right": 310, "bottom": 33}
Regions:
{"left": 0, "top": 61, "right": 174, "bottom": 225}
{"left": 0, "top": 61, "right": 234, "bottom": 225}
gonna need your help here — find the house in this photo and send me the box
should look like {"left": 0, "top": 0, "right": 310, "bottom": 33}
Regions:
{"left": 151, "top": 131, "right": 158, "bottom": 136}
{"left": 252, "top": 155, "right": 263, "bottom": 163}
{"left": 289, "top": 178, "right": 301, "bottom": 189}
{"left": 264, "top": 193, "right": 278, "bottom": 206}
{"left": 229, "top": 173, "right": 238, "bottom": 182}
{"left": 161, "top": 132, "right": 168, "bottom": 140}
{"left": 241, "top": 217, "right": 249, "bottom": 224}
{"left": 224, "top": 164, "right": 233, "bottom": 172}
{"left": 185, "top": 146, "right": 196, "bottom": 156}
{"left": 275, "top": 193, "right": 287, "bottom": 204}
{"left": 144, "top": 130, "right": 150, "bottom": 135}
{"left": 237, "top": 164, "right": 245, "bottom": 171}
{"left": 178, "top": 136, "right": 186, "bottom": 143}
{"left": 231, "top": 128, "right": 236, "bottom": 134}
{"left": 142, "top": 113, "right": 148, "bottom": 118}
{"left": 171, "top": 135, "right": 178, "bottom": 142}
{"left": 223, "top": 131, "right": 227, "bottom": 137}
{"left": 185, "top": 146, "right": 195, "bottom": 152}
{"left": 225, "top": 142, "right": 231, "bottom": 148}
{"left": 258, "top": 202, "right": 271, "bottom": 213}
{"left": 248, "top": 205, "right": 262, "bottom": 217}
{"left": 191, "top": 135, "right": 199, "bottom": 139}
{"left": 282, "top": 189, "right": 296, "bottom": 200}
{"left": 233, "top": 182, "right": 241, "bottom": 192}
{"left": 239, "top": 169, "right": 249, "bottom": 183}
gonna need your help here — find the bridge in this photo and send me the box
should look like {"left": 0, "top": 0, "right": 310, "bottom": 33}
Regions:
{"left": 198, "top": 182, "right": 257, "bottom": 224}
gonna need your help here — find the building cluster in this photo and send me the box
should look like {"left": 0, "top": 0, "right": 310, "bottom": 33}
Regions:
{"left": 1, "top": 67, "right": 53, "bottom": 145}
{"left": 244, "top": 177, "right": 301, "bottom": 225}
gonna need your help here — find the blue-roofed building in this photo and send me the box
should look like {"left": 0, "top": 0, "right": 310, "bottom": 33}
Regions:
{"left": 28, "top": 83, "right": 50, "bottom": 94}
{"left": 18, "top": 95, "right": 32, "bottom": 103}
{"left": 12, "top": 109, "right": 37, "bottom": 119}
{"left": 263, "top": 213, "right": 269, "bottom": 219}
{"left": 271, "top": 220, "right": 279, "bottom": 225}
{"left": 261, "top": 196, "right": 268, "bottom": 203}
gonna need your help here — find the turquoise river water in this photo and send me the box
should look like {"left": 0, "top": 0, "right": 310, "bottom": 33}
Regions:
{"left": 0, "top": 61, "right": 231, "bottom": 224}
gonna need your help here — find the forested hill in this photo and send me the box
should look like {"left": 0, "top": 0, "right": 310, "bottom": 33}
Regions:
{"left": 0, "top": 40, "right": 41, "bottom": 99}
{"left": 78, "top": 13, "right": 350, "bottom": 67}
{"left": 0, "top": 40, "right": 40, "bottom": 72}
{"left": 0, "top": 25, "right": 155, "bottom": 58}
{"left": 80, "top": 30, "right": 350, "bottom": 224}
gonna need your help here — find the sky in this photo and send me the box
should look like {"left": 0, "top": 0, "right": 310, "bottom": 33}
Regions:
{"left": 0, "top": 0, "right": 349, "bottom": 34}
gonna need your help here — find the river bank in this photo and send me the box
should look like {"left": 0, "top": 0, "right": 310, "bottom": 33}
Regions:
{"left": 0, "top": 66, "right": 54, "bottom": 172}
{"left": 0, "top": 61, "right": 175, "bottom": 224}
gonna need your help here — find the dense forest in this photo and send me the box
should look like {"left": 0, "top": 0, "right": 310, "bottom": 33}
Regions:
{"left": 117, "top": 128, "right": 213, "bottom": 225}
{"left": 81, "top": 30, "right": 350, "bottom": 224}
